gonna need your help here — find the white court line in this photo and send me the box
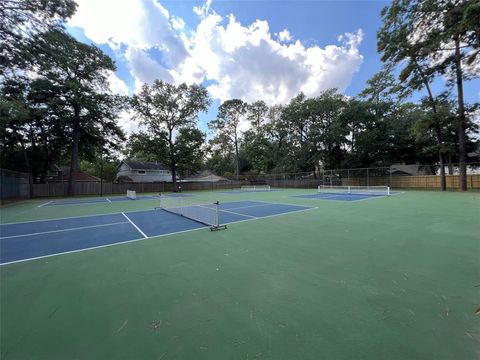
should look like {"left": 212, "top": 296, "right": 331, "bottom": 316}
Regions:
{"left": 106, "top": 198, "right": 112, "bottom": 203}
{"left": 224, "top": 203, "right": 275, "bottom": 211}
{"left": 246, "top": 199, "right": 319, "bottom": 208}
{"left": 347, "top": 194, "right": 394, "bottom": 203}
{"left": 219, "top": 208, "right": 257, "bottom": 219}
{"left": 37, "top": 201, "right": 53, "bottom": 208}
{"left": 121, "top": 213, "right": 148, "bottom": 238}
{"left": 0, "top": 221, "right": 130, "bottom": 240}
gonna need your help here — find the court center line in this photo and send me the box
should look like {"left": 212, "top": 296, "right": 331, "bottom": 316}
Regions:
{"left": 223, "top": 203, "right": 278, "bottom": 211}
{"left": 219, "top": 209, "right": 257, "bottom": 219}
{"left": 121, "top": 213, "right": 148, "bottom": 238}
{"left": 0, "top": 221, "right": 130, "bottom": 240}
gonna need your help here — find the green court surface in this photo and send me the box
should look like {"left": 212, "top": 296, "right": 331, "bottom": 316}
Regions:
{"left": 1, "top": 189, "right": 479, "bottom": 359}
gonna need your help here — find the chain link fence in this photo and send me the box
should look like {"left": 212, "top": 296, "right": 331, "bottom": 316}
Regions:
{"left": 226, "top": 162, "right": 480, "bottom": 191}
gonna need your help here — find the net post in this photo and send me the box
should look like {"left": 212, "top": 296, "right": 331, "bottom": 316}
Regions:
{"left": 210, "top": 201, "right": 227, "bottom": 231}
{"left": 387, "top": 186, "right": 391, "bottom": 196}
{"left": 155, "top": 193, "right": 163, "bottom": 210}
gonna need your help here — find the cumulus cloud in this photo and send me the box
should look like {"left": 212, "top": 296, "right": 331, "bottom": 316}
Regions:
{"left": 69, "top": 0, "right": 187, "bottom": 80}
{"left": 182, "top": 13, "right": 363, "bottom": 104}
{"left": 69, "top": 0, "right": 364, "bottom": 129}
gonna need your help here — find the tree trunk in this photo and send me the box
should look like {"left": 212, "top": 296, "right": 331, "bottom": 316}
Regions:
{"left": 415, "top": 61, "right": 446, "bottom": 191}
{"left": 448, "top": 154, "right": 454, "bottom": 175}
{"left": 434, "top": 124, "right": 446, "bottom": 191}
{"left": 171, "top": 163, "right": 177, "bottom": 192}
{"left": 14, "top": 128, "right": 33, "bottom": 197}
{"left": 68, "top": 121, "right": 81, "bottom": 196}
{"left": 454, "top": 36, "right": 467, "bottom": 191}
{"left": 234, "top": 129, "right": 239, "bottom": 181}
{"left": 169, "top": 131, "right": 177, "bottom": 191}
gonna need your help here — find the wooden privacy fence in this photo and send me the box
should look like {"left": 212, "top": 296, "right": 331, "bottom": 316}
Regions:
{"left": 31, "top": 181, "right": 243, "bottom": 197}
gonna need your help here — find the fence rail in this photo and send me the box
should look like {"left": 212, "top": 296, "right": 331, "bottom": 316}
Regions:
{"left": 2, "top": 163, "right": 479, "bottom": 201}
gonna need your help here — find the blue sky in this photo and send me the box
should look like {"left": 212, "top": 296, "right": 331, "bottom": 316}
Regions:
{"left": 67, "top": 0, "right": 479, "bottom": 134}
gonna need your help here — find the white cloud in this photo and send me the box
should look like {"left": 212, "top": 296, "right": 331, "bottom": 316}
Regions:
{"left": 69, "top": 0, "right": 187, "bottom": 78}
{"left": 182, "top": 13, "right": 363, "bottom": 105}
{"left": 278, "top": 29, "right": 292, "bottom": 42}
{"left": 117, "top": 110, "right": 139, "bottom": 134}
{"left": 170, "top": 16, "right": 185, "bottom": 31}
{"left": 106, "top": 71, "right": 129, "bottom": 95}
{"left": 69, "top": 0, "right": 364, "bottom": 130}
{"left": 193, "top": 0, "right": 212, "bottom": 18}
{"left": 124, "top": 47, "right": 175, "bottom": 89}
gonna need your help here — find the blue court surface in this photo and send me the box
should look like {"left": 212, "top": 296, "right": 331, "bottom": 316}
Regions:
{"left": 0, "top": 200, "right": 313, "bottom": 264}
{"left": 291, "top": 192, "right": 393, "bottom": 202}
{"left": 39, "top": 193, "right": 193, "bottom": 207}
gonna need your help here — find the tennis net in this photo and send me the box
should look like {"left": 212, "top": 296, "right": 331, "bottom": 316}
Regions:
{"left": 157, "top": 195, "right": 225, "bottom": 230}
{"left": 317, "top": 185, "right": 390, "bottom": 196}
{"left": 126, "top": 190, "right": 137, "bottom": 199}
{"left": 240, "top": 185, "right": 271, "bottom": 191}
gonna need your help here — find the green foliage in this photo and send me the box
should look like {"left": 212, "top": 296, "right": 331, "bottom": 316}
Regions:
{"left": 176, "top": 127, "right": 206, "bottom": 178}
{"left": 209, "top": 99, "right": 248, "bottom": 178}
{"left": 378, "top": 0, "right": 480, "bottom": 190}
{"left": 0, "top": 0, "right": 77, "bottom": 75}
{"left": 131, "top": 80, "right": 211, "bottom": 188}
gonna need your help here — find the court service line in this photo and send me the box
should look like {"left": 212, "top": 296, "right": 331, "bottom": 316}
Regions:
{"left": 0, "top": 221, "right": 130, "bottom": 240}
{"left": 121, "top": 212, "right": 148, "bottom": 238}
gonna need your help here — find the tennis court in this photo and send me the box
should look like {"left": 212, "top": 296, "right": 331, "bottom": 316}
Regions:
{"left": 1, "top": 200, "right": 313, "bottom": 264}
{"left": 291, "top": 185, "right": 399, "bottom": 202}
{"left": 1, "top": 189, "right": 478, "bottom": 360}
{"left": 39, "top": 193, "right": 194, "bottom": 207}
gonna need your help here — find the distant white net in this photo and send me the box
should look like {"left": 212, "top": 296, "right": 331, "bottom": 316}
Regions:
{"left": 158, "top": 195, "right": 220, "bottom": 228}
{"left": 240, "top": 185, "right": 271, "bottom": 191}
{"left": 317, "top": 185, "right": 390, "bottom": 196}
{"left": 126, "top": 190, "right": 137, "bottom": 199}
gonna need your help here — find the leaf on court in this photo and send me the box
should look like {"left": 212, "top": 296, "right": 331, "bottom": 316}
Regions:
{"left": 150, "top": 320, "right": 162, "bottom": 331}
{"left": 475, "top": 306, "right": 480, "bottom": 315}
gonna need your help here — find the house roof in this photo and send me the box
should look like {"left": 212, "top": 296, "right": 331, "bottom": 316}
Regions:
{"left": 116, "top": 175, "right": 134, "bottom": 183}
{"left": 54, "top": 166, "right": 101, "bottom": 181}
{"left": 122, "top": 160, "right": 169, "bottom": 171}
{"left": 184, "top": 170, "right": 228, "bottom": 182}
